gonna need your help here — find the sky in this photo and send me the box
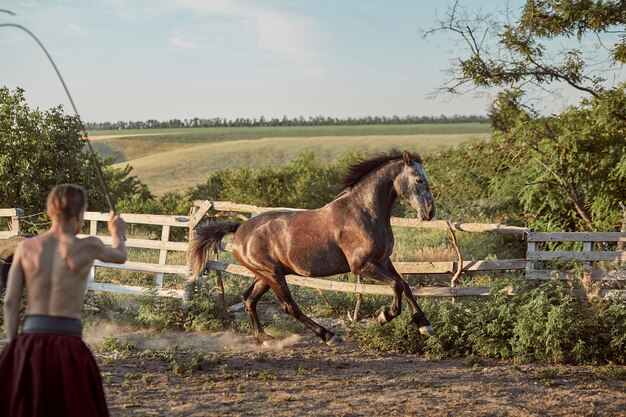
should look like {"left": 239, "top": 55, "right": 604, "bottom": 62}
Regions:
{"left": 0, "top": 0, "right": 597, "bottom": 123}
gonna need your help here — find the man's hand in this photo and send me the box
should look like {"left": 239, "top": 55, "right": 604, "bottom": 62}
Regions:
{"left": 107, "top": 211, "right": 127, "bottom": 238}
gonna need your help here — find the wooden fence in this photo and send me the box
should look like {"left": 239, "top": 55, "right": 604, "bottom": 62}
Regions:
{"left": 0, "top": 209, "right": 21, "bottom": 239}
{"left": 1, "top": 203, "right": 624, "bottom": 301}
{"left": 79, "top": 211, "right": 191, "bottom": 298}
{"left": 526, "top": 232, "right": 626, "bottom": 281}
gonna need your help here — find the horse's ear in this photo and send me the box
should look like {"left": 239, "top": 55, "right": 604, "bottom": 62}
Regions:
{"left": 402, "top": 151, "right": 411, "bottom": 166}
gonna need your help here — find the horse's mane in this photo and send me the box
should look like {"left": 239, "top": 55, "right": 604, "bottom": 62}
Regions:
{"left": 340, "top": 149, "right": 422, "bottom": 191}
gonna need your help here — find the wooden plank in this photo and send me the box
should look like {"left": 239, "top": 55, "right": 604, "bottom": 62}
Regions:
{"left": 394, "top": 261, "right": 454, "bottom": 274}
{"left": 10, "top": 209, "right": 20, "bottom": 234}
{"left": 528, "top": 232, "right": 626, "bottom": 242}
{"left": 156, "top": 225, "right": 171, "bottom": 288}
{"left": 205, "top": 201, "right": 304, "bottom": 214}
{"left": 395, "top": 259, "right": 526, "bottom": 274}
{"left": 93, "top": 260, "right": 187, "bottom": 274}
{"left": 0, "top": 209, "right": 18, "bottom": 216}
{"left": 0, "top": 231, "right": 17, "bottom": 239}
{"left": 583, "top": 241, "right": 592, "bottom": 272}
{"left": 391, "top": 218, "right": 529, "bottom": 234}
{"left": 188, "top": 200, "right": 213, "bottom": 230}
{"left": 527, "top": 270, "right": 626, "bottom": 281}
{"left": 87, "top": 282, "right": 183, "bottom": 298}
{"left": 77, "top": 235, "right": 188, "bottom": 251}
{"left": 84, "top": 212, "right": 190, "bottom": 227}
{"left": 527, "top": 251, "right": 626, "bottom": 261}
{"left": 89, "top": 219, "right": 97, "bottom": 236}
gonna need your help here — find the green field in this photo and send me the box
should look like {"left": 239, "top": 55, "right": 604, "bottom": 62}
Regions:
{"left": 89, "top": 124, "right": 491, "bottom": 195}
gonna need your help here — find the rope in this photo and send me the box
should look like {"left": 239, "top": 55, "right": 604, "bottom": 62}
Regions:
{"left": 0, "top": 11, "right": 116, "bottom": 213}
{"left": 18, "top": 211, "right": 45, "bottom": 219}
{"left": 19, "top": 219, "right": 51, "bottom": 227}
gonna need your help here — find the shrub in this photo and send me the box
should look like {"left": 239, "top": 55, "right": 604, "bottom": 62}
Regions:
{"left": 350, "top": 281, "right": 626, "bottom": 365}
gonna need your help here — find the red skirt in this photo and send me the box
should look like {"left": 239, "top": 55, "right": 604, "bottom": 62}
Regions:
{"left": 0, "top": 333, "right": 109, "bottom": 417}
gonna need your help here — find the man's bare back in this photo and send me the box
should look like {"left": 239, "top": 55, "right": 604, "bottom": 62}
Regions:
{"left": 4, "top": 207, "right": 127, "bottom": 341}
{"left": 0, "top": 184, "right": 125, "bottom": 417}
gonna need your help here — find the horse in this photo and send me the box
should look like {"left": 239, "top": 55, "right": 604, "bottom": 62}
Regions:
{"left": 188, "top": 150, "right": 436, "bottom": 346}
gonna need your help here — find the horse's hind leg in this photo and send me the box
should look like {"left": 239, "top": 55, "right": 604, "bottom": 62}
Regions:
{"left": 243, "top": 279, "right": 273, "bottom": 345}
{"left": 266, "top": 275, "right": 343, "bottom": 347}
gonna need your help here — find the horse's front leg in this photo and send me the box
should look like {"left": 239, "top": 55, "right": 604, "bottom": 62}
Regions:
{"left": 384, "top": 259, "right": 435, "bottom": 336}
{"left": 353, "top": 260, "right": 435, "bottom": 336}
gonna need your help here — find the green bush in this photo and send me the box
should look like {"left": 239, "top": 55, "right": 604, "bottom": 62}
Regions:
{"left": 351, "top": 281, "right": 626, "bottom": 365}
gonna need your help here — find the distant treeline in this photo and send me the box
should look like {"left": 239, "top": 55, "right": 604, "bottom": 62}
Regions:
{"left": 85, "top": 114, "right": 489, "bottom": 130}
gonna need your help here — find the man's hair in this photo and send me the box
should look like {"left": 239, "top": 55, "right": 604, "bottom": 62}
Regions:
{"left": 46, "top": 184, "right": 88, "bottom": 221}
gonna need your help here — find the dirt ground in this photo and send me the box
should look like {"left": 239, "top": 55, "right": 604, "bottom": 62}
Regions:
{"left": 87, "top": 317, "right": 626, "bottom": 417}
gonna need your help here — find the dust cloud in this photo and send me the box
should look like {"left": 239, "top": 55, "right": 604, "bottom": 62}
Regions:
{"left": 85, "top": 320, "right": 303, "bottom": 354}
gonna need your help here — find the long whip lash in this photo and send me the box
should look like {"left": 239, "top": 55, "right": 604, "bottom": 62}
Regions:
{"left": 0, "top": 10, "right": 116, "bottom": 212}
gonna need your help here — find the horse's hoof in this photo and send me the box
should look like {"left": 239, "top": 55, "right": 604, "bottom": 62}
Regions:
{"left": 326, "top": 335, "right": 343, "bottom": 347}
{"left": 419, "top": 325, "right": 435, "bottom": 336}
{"left": 377, "top": 310, "right": 389, "bottom": 326}
{"left": 255, "top": 334, "right": 275, "bottom": 346}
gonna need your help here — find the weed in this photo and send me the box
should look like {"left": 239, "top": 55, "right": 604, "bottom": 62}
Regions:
{"left": 141, "top": 374, "right": 156, "bottom": 385}
{"left": 591, "top": 364, "right": 626, "bottom": 380}
{"left": 219, "top": 364, "right": 237, "bottom": 380}
{"left": 464, "top": 354, "right": 482, "bottom": 368}
{"left": 246, "top": 369, "right": 277, "bottom": 381}
{"left": 96, "top": 335, "right": 136, "bottom": 357}
{"left": 123, "top": 372, "right": 138, "bottom": 388}
{"left": 170, "top": 360, "right": 189, "bottom": 377}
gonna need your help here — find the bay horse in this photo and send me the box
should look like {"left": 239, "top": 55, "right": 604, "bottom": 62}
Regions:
{"left": 188, "top": 150, "right": 436, "bottom": 346}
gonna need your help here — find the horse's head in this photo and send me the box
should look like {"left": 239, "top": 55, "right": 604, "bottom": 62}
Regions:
{"left": 394, "top": 152, "right": 436, "bottom": 221}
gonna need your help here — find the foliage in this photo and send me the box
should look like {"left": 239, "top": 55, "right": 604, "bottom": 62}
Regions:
{"left": 487, "top": 89, "right": 626, "bottom": 231}
{"left": 0, "top": 86, "right": 87, "bottom": 211}
{"left": 425, "top": 1, "right": 626, "bottom": 231}
{"left": 351, "top": 281, "right": 626, "bottom": 365}
{"left": 0, "top": 86, "right": 151, "bottom": 214}
{"left": 189, "top": 151, "right": 347, "bottom": 209}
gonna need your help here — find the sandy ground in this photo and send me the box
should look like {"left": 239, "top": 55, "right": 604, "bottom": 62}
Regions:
{"left": 91, "top": 318, "right": 626, "bottom": 417}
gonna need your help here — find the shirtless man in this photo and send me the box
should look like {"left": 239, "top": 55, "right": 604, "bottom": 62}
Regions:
{"left": 0, "top": 184, "right": 127, "bottom": 417}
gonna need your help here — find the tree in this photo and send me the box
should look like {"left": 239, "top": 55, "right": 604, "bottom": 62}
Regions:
{"left": 0, "top": 86, "right": 150, "bottom": 215}
{"left": 426, "top": 0, "right": 626, "bottom": 231}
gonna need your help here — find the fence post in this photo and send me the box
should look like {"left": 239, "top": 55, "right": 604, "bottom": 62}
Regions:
{"left": 184, "top": 206, "right": 199, "bottom": 313}
{"left": 156, "top": 225, "right": 170, "bottom": 290}
{"left": 351, "top": 275, "right": 363, "bottom": 322}
{"left": 619, "top": 202, "right": 626, "bottom": 249}
{"left": 525, "top": 232, "right": 536, "bottom": 280}
{"left": 86, "top": 218, "right": 98, "bottom": 300}
{"left": 581, "top": 240, "right": 594, "bottom": 298}
{"left": 183, "top": 201, "right": 214, "bottom": 312}
{"left": 11, "top": 208, "right": 22, "bottom": 235}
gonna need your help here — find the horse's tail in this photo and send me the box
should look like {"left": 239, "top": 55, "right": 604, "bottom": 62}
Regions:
{"left": 187, "top": 221, "right": 242, "bottom": 277}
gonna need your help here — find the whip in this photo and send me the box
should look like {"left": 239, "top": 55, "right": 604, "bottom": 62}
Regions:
{"left": 1, "top": 9, "right": 116, "bottom": 212}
